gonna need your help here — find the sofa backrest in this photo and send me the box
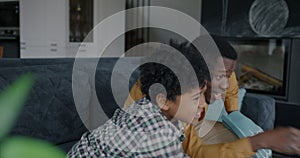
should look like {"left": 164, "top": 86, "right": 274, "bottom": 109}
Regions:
{"left": 0, "top": 58, "right": 141, "bottom": 145}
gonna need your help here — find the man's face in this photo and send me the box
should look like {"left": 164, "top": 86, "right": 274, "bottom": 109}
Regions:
{"left": 205, "top": 56, "right": 236, "bottom": 103}
{"left": 222, "top": 57, "right": 237, "bottom": 78}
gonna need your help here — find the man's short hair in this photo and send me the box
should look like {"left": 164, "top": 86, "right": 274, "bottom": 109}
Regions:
{"left": 211, "top": 35, "right": 237, "bottom": 60}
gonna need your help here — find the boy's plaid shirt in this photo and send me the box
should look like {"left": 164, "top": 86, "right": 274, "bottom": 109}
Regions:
{"left": 67, "top": 98, "right": 189, "bottom": 157}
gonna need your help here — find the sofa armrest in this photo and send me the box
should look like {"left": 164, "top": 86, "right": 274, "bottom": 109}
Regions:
{"left": 240, "top": 93, "right": 275, "bottom": 131}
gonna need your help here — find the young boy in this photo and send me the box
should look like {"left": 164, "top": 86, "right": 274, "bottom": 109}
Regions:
{"left": 67, "top": 47, "right": 208, "bottom": 157}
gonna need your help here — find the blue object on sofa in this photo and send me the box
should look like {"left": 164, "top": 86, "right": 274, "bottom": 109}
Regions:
{"left": 204, "top": 90, "right": 276, "bottom": 131}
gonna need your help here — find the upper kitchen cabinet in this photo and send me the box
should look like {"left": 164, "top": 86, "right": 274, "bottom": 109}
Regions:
{"left": 20, "top": 0, "right": 67, "bottom": 58}
{"left": 19, "top": 0, "right": 125, "bottom": 58}
{"left": 20, "top": 0, "right": 47, "bottom": 46}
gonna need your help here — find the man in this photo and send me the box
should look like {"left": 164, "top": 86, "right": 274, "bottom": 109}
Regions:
{"left": 194, "top": 35, "right": 240, "bottom": 144}
{"left": 124, "top": 37, "right": 300, "bottom": 157}
{"left": 205, "top": 35, "right": 239, "bottom": 113}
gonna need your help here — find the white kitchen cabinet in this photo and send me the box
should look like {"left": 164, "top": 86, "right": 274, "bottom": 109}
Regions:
{"left": 20, "top": 45, "right": 66, "bottom": 58}
{"left": 20, "top": 0, "right": 125, "bottom": 58}
{"left": 20, "top": 0, "right": 67, "bottom": 58}
{"left": 45, "top": 0, "right": 68, "bottom": 48}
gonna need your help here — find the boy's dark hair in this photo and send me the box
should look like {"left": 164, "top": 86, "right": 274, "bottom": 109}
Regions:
{"left": 211, "top": 35, "right": 237, "bottom": 60}
{"left": 140, "top": 42, "right": 208, "bottom": 102}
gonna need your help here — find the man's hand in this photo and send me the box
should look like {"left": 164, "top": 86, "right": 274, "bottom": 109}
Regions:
{"left": 249, "top": 127, "right": 300, "bottom": 156}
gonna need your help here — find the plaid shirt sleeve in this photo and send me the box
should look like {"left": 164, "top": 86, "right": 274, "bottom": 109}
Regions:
{"left": 67, "top": 98, "right": 189, "bottom": 158}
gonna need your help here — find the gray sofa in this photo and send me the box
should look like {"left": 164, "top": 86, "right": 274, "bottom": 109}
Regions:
{"left": 0, "top": 58, "right": 275, "bottom": 153}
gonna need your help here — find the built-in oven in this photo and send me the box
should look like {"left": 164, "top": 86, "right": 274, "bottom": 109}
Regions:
{"left": 0, "top": 1, "right": 20, "bottom": 58}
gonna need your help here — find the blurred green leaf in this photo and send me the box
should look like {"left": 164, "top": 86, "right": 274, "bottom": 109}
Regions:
{"left": 0, "top": 136, "right": 66, "bottom": 158}
{"left": 0, "top": 74, "right": 34, "bottom": 139}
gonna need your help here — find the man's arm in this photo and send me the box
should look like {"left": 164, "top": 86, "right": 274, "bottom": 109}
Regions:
{"left": 249, "top": 127, "right": 300, "bottom": 156}
{"left": 182, "top": 125, "right": 255, "bottom": 158}
{"left": 124, "top": 79, "right": 144, "bottom": 108}
{"left": 224, "top": 72, "right": 239, "bottom": 113}
{"left": 183, "top": 124, "right": 300, "bottom": 157}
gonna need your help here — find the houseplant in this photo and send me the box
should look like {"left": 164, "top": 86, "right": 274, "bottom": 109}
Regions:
{"left": 0, "top": 74, "right": 66, "bottom": 158}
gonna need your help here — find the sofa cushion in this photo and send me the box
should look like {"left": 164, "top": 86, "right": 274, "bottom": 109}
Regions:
{"left": 0, "top": 63, "right": 88, "bottom": 145}
{"left": 0, "top": 58, "right": 141, "bottom": 148}
{"left": 241, "top": 93, "right": 275, "bottom": 130}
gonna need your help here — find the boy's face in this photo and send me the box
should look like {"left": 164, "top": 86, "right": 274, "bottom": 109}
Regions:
{"left": 164, "top": 85, "right": 207, "bottom": 125}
